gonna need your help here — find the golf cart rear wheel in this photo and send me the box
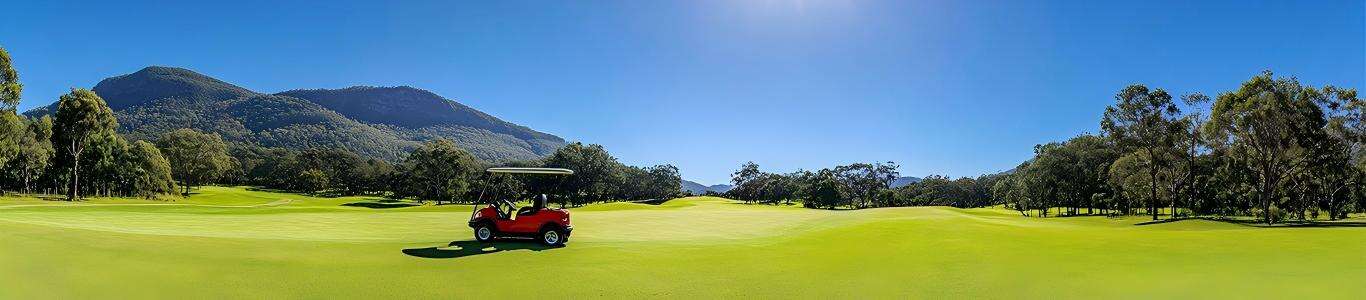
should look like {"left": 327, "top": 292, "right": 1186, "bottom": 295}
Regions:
{"left": 474, "top": 223, "right": 495, "bottom": 242}
{"left": 539, "top": 227, "right": 564, "bottom": 246}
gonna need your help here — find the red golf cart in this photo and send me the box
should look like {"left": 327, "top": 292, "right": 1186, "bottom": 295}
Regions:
{"left": 468, "top": 167, "right": 574, "bottom": 246}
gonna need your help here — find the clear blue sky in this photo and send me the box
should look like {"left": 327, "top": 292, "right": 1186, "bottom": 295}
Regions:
{"left": 3, "top": 0, "right": 1362, "bottom": 185}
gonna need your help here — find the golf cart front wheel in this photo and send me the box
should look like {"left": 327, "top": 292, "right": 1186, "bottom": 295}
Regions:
{"left": 474, "top": 224, "right": 495, "bottom": 242}
{"left": 539, "top": 228, "right": 565, "bottom": 246}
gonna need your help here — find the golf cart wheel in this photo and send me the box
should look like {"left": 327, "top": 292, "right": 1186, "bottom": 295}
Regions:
{"left": 474, "top": 223, "right": 496, "bottom": 242}
{"left": 539, "top": 227, "right": 565, "bottom": 246}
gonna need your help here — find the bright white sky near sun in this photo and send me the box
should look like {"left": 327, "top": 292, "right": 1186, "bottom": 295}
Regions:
{"left": 3, "top": 0, "right": 1362, "bottom": 185}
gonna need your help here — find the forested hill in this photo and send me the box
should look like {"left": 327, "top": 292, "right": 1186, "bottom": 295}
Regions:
{"left": 24, "top": 66, "right": 565, "bottom": 162}
{"left": 681, "top": 180, "right": 733, "bottom": 194}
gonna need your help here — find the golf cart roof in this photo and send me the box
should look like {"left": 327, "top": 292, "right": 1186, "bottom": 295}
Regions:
{"left": 485, "top": 167, "right": 574, "bottom": 175}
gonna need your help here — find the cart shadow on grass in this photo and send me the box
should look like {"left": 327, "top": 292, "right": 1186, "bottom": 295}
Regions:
{"left": 402, "top": 240, "right": 563, "bottom": 259}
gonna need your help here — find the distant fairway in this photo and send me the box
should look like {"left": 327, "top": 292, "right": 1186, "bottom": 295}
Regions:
{"left": 2, "top": 187, "right": 1363, "bottom": 299}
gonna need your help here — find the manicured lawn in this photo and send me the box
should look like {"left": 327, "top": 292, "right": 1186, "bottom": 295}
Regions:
{"left": 2, "top": 187, "right": 1363, "bottom": 298}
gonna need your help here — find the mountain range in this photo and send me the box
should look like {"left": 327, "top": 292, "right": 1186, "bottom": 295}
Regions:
{"left": 681, "top": 176, "right": 920, "bottom": 194}
{"left": 681, "top": 180, "right": 733, "bottom": 194}
{"left": 25, "top": 66, "right": 565, "bottom": 162}
{"left": 891, "top": 176, "right": 923, "bottom": 188}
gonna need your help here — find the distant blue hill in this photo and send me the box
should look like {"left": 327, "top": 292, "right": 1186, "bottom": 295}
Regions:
{"left": 681, "top": 180, "right": 733, "bottom": 194}
{"left": 891, "top": 176, "right": 923, "bottom": 188}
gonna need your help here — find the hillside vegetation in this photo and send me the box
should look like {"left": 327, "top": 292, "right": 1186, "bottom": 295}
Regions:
{"left": 25, "top": 66, "right": 564, "bottom": 162}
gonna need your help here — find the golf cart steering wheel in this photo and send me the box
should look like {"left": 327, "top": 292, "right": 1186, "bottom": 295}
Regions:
{"left": 496, "top": 199, "right": 516, "bottom": 219}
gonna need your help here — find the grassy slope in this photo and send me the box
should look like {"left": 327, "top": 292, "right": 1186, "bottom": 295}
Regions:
{"left": 1, "top": 187, "right": 1363, "bottom": 299}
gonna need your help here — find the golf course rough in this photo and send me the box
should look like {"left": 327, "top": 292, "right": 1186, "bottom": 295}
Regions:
{"left": 2, "top": 186, "right": 1364, "bottom": 299}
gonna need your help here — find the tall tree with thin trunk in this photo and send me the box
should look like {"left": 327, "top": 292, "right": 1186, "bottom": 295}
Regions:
{"left": 0, "top": 46, "right": 25, "bottom": 171}
{"left": 1175, "top": 93, "right": 1212, "bottom": 217}
{"left": 1205, "top": 71, "right": 1335, "bottom": 224}
{"left": 1102, "top": 84, "right": 1181, "bottom": 220}
{"left": 52, "top": 89, "right": 118, "bottom": 200}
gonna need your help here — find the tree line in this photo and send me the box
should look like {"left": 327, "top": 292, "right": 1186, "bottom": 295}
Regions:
{"left": 722, "top": 161, "right": 1001, "bottom": 209}
{"left": 219, "top": 140, "right": 682, "bottom": 206}
{"left": 0, "top": 46, "right": 681, "bottom": 205}
{"left": 725, "top": 71, "right": 1363, "bottom": 225}
{"left": 998, "top": 72, "right": 1363, "bottom": 224}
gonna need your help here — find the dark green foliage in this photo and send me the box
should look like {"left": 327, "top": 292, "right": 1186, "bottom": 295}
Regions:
{"left": 991, "top": 71, "right": 1364, "bottom": 222}
{"left": 0, "top": 46, "right": 21, "bottom": 168}
{"left": 6, "top": 116, "right": 54, "bottom": 193}
{"left": 0, "top": 46, "right": 22, "bottom": 109}
{"left": 801, "top": 170, "right": 844, "bottom": 209}
{"left": 296, "top": 169, "right": 330, "bottom": 195}
{"left": 118, "top": 141, "right": 179, "bottom": 198}
{"left": 891, "top": 175, "right": 995, "bottom": 208}
{"left": 52, "top": 89, "right": 118, "bottom": 200}
{"left": 541, "top": 143, "right": 625, "bottom": 206}
{"left": 0, "top": 110, "right": 21, "bottom": 168}
{"left": 620, "top": 164, "right": 683, "bottom": 201}
{"left": 390, "top": 139, "right": 482, "bottom": 204}
{"left": 833, "top": 162, "right": 900, "bottom": 208}
{"left": 1101, "top": 84, "right": 1182, "bottom": 220}
{"left": 1205, "top": 71, "right": 1342, "bottom": 224}
{"left": 728, "top": 162, "right": 899, "bottom": 209}
{"left": 156, "top": 129, "right": 234, "bottom": 196}
{"left": 227, "top": 146, "right": 392, "bottom": 196}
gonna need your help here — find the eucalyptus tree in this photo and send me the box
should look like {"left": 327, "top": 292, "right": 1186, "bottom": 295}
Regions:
{"left": 1108, "top": 151, "right": 1172, "bottom": 217}
{"left": 1205, "top": 71, "right": 1336, "bottom": 224}
{"left": 0, "top": 46, "right": 21, "bottom": 110}
{"left": 119, "top": 140, "right": 178, "bottom": 198}
{"left": 156, "top": 129, "right": 234, "bottom": 196}
{"left": 1059, "top": 134, "right": 1118, "bottom": 215}
{"left": 833, "top": 162, "right": 899, "bottom": 209}
{"left": 541, "top": 142, "right": 624, "bottom": 206}
{"left": 1022, "top": 143, "right": 1066, "bottom": 216}
{"left": 1101, "top": 84, "right": 1181, "bottom": 220}
{"left": 1314, "top": 86, "right": 1362, "bottom": 219}
{"left": 993, "top": 173, "right": 1029, "bottom": 216}
{"left": 0, "top": 47, "right": 23, "bottom": 177}
{"left": 391, "top": 139, "right": 481, "bottom": 204}
{"left": 728, "top": 161, "right": 764, "bottom": 202}
{"left": 644, "top": 164, "right": 682, "bottom": 200}
{"left": 52, "top": 89, "right": 117, "bottom": 200}
{"left": 801, "top": 169, "right": 844, "bottom": 209}
{"left": 12, "top": 116, "right": 53, "bottom": 193}
{"left": 1174, "top": 93, "right": 1213, "bottom": 217}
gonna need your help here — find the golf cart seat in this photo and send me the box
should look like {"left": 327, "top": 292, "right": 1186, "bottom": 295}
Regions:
{"left": 515, "top": 194, "right": 549, "bottom": 216}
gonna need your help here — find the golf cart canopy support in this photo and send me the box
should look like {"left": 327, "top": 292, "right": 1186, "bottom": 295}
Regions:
{"left": 485, "top": 167, "right": 574, "bottom": 175}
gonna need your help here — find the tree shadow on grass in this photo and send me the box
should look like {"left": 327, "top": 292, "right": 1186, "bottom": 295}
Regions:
{"left": 342, "top": 200, "right": 419, "bottom": 209}
{"left": 35, "top": 195, "right": 71, "bottom": 201}
{"left": 402, "top": 240, "right": 562, "bottom": 259}
{"left": 1135, "top": 217, "right": 1366, "bottom": 228}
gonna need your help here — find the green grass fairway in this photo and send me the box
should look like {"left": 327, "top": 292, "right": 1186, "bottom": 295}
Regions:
{"left": 3, "top": 187, "right": 1364, "bottom": 299}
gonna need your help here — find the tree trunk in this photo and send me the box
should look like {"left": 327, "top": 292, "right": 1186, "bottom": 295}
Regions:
{"left": 1148, "top": 149, "right": 1159, "bottom": 221}
{"left": 22, "top": 171, "right": 31, "bottom": 194}
{"left": 1261, "top": 181, "right": 1272, "bottom": 225}
{"left": 68, "top": 159, "right": 80, "bottom": 201}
